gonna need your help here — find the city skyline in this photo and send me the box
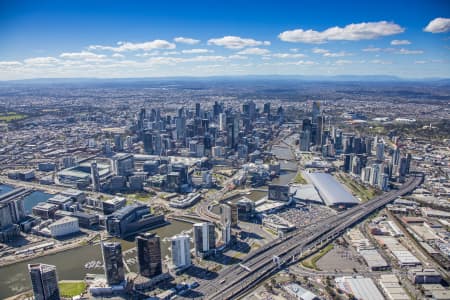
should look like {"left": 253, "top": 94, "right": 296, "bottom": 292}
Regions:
{"left": 0, "top": 0, "right": 449, "bottom": 80}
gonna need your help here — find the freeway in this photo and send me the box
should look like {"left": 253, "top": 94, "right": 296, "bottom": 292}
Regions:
{"left": 191, "top": 173, "right": 423, "bottom": 300}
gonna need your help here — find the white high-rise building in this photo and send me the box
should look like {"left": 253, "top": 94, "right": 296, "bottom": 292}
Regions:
{"left": 170, "top": 234, "right": 191, "bottom": 269}
{"left": 222, "top": 222, "right": 231, "bottom": 245}
{"left": 193, "top": 222, "right": 216, "bottom": 256}
{"left": 219, "top": 113, "right": 226, "bottom": 131}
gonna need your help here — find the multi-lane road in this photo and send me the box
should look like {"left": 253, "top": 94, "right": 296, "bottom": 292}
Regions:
{"left": 190, "top": 172, "right": 423, "bottom": 300}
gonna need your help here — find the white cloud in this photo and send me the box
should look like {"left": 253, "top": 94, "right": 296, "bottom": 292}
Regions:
{"left": 323, "top": 51, "right": 348, "bottom": 57}
{"left": 295, "top": 60, "right": 316, "bottom": 65}
{"left": 415, "top": 60, "right": 427, "bottom": 64}
{"left": 362, "top": 46, "right": 382, "bottom": 52}
{"left": 162, "top": 51, "right": 180, "bottom": 55}
{"left": 112, "top": 53, "right": 125, "bottom": 58}
{"left": 60, "top": 51, "right": 106, "bottom": 59}
{"left": 279, "top": 21, "right": 404, "bottom": 43}
{"left": 370, "top": 59, "right": 392, "bottom": 64}
{"left": 186, "top": 55, "right": 227, "bottom": 62}
{"left": 272, "top": 53, "right": 306, "bottom": 58}
{"left": 391, "top": 39, "right": 411, "bottom": 45}
{"left": 208, "top": 36, "right": 270, "bottom": 49}
{"left": 424, "top": 17, "right": 450, "bottom": 33}
{"left": 334, "top": 60, "right": 353, "bottom": 65}
{"left": 312, "top": 48, "right": 329, "bottom": 54}
{"left": 88, "top": 40, "right": 176, "bottom": 52}
{"left": 24, "top": 57, "right": 60, "bottom": 65}
{"left": 228, "top": 55, "right": 248, "bottom": 60}
{"left": 174, "top": 37, "right": 200, "bottom": 44}
{"left": 237, "top": 47, "right": 270, "bottom": 55}
{"left": 182, "top": 48, "right": 213, "bottom": 54}
{"left": 312, "top": 48, "right": 348, "bottom": 57}
{"left": 145, "top": 55, "right": 228, "bottom": 66}
{"left": 397, "top": 48, "right": 423, "bottom": 55}
{"left": 0, "top": 61, "right": 22, "bottom": 67}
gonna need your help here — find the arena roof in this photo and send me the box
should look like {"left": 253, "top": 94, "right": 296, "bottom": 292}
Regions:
{"left": 306, "top": 173, "right": 359, "bottom": 207}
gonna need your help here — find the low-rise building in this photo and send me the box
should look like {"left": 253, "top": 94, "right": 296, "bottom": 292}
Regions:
{"left": 48, "top": 216, "right": 79, "bottom": 237}
{"left": 408, "top": 268, "right": 442, "bottom": 285}
{"left": 32, "top": 202, "right": 58, "bottom": 220}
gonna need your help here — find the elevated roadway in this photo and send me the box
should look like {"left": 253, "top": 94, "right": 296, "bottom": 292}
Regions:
{"left": 192, "top": 173, "right": 423, "bottom": 299}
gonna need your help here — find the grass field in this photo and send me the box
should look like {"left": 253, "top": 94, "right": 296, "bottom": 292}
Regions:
{"left": 338, "top": 174, "right": 378, "bottom": 202}
{"left": 0, "top": 112, "right": 27, "bottom": 122}
{"left": 293, "top": 171, "right": 307, "bottom": 184}
{"left": 59, "top": 281, "right": 86, "bottom": 297}
{"left": 301, "top": 244, "right": 334, "bottom": 270}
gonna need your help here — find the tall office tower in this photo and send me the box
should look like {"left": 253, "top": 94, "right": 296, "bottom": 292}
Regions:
{"left": 175, "top": 117, "right": 186, "bottom": 140}
{"left": 302, "top": 118, "right": 312, "bottom": 133}
{"left": 136, "top": 233, "right": 162, "bottom": 278}
{"left": 137, "top": 108, "right": 146, "bottom": 132}
{"left": 213, "top": 101, "right": 221, "bottom": 118}
{"left": 112, "top": 153, "right": 134, "bottom": 177}
{"left": 222, "top": 222, "right": 232, "bottom": 245}
{"left": 263, "top": 102, "right": 271, "bottom": 116}
{"left": 193, "top": 222, "right": 216, "bottom": 257}
{"left": 334, "top": 131, "right": 343, "bottom": 152}
{"left": 195, "top": 102, "right": 201, "bottom": 118}
{"left": 299, "top": 130, "right": 311, "bottom": 151}
{"left": 114, "top": 134, "right": 123, "bottom": 152}
{"left": 365, "top": 138, "right": 373, "bottom": 155}
{"left": 242, "top": 101, "right": 256, "bottom": 121}
{"left": 343, "top": 154, "right": 352, "bottom": 173}
{"left": 392, "top": 146, "right": 401, "bottom": 166}
{"left": 376, "top": 141, "right": 385, "bottom": 161}
{"left": 101, "top": 242, "right": 125, "bottom": 285}
{"left": 91, "top": 161, "right": 101, "bottom": 192}
{"left": 399, "top": 157, "right": 408, "bottom": 178}
{"left": 370, "top": 164, "right": 380, "bottom": 186}
{"left": 126, "top": 136, "right": 133, "bottom": 152}
{"left": 28, "top": 263, "right": 60, "bottom": 300}
{"left": 277, "top": 106, "right": 284, "bottom": 123}
{"left": 143, "top": 131, "right": 153, "bottom": 154}
{"left": 219, "top": 113, "right": 226, "bottom": 131}
{"left": 312, "top": 101, "right": 321, "bottom": 121}
{"left": 315, "top": 116, "right": 324, "bottom": 146}
{"left": 405, "top": 153, "right": 412, "bottom": 174}
{"left": 170, "top": 234, "right": 191, "bottom": 269}
{"left": 353, "top": 137, "right": 363, "bottom": 154}
{"left": 220, "top": 203, "right": 238, "bottom": 227}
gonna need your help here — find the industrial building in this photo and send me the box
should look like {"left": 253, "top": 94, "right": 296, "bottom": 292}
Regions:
{"left": 378, "top": 274, "right": 410, "bottom": 300}
{"left": 307, "top": 172, "right": 359, "bottom": 208}
{"left": 335, "top": 276, "right": 384, "bottom": 300}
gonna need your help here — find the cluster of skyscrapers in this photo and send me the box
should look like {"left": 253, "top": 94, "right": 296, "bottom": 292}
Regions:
{"left": 300, "top": 102, "right": 412, "bottom": 191}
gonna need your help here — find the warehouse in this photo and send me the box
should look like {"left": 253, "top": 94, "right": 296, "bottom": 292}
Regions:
{"left": 306, "top": 173, "right": 359, "bottom": 208}
{"left": 335, "top": 276, "right": 384, "bottom": 300}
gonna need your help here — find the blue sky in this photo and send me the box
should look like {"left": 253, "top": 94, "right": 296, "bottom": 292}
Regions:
{"left": 0, "top": 0, "right": 449, "bottom": 79}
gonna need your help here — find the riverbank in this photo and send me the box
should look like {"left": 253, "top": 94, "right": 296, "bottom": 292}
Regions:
{"left": 0, "top": 232, "right": 101, "bottom": 268}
